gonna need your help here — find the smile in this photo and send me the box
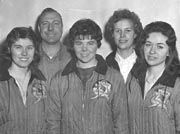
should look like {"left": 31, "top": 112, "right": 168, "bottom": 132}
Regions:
{"left": 19, "top": 58, "right": 29, "bottom": 61}
{"left": 119, "top": 40, "right": 127, "bottom": 43}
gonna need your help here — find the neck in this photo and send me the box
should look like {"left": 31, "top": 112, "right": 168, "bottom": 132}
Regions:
{"left": 42, "top": 41, "right": 61, "bottom": 57}
{"left": 77, "top": 60, "right": 98, "bottom": 69}
{"left": 117, "top": 48, "right": 134, "bottom": 59}
{"left": 8, "top": 63, "right": 29, "bottom": 78}
{"left": 147, "top": 64, "right": 165, "bottom": 78}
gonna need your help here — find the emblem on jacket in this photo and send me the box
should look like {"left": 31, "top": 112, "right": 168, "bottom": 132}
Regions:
{"left": 149, "top": 87, "right": 170, "bottom": 110}
{"left": 91, "top": 79, "right": 112, "bottom": 100}
{"left": 32, "top": 80, "right": 47, "bottom": 103}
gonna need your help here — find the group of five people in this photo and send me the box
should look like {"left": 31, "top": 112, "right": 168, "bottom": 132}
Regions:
{"left": 0, "top": 7, "right": 180, "bottom": 134}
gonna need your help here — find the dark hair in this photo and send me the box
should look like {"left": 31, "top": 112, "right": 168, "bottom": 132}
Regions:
{"left": 69, "top": 18, "right": 102, "bottom": 49}
{"left": 104, "top": 9, "right": 143, "bottom": 53}
{"left": 140, "top": 21, "right": 180, "bottom": 74}
{"left": 1, "top": 27, "right": 40, "bottom": 70}
{"left": 34, "top": 7, "right": 63, "bottom": 42}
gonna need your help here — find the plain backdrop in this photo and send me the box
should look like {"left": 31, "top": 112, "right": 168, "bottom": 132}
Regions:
{"left": 0, "top": 0, "right": 180, "bottom": 58}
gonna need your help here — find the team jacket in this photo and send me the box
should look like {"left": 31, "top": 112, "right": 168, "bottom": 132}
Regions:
{"left": 47, "top": 55, "right": 129, "bottom": 134}
{"left": 0, "top": 68, "right": 47, "bottom": 134}
{"left": 127, "top": 64, "right": 180, "bottom": 134}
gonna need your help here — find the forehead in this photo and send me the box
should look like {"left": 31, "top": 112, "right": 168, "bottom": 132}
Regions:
{"left": 12, "top": 38, "right": 34, "bottom": 46}
{"left": 146, "top": 32, "right": 168, "bottom": 43}
{"left": 40, "top": 11, "right": 62, "bottom": 22}
{"left": 114, "top": 19, "right": 134, "bottom": 28}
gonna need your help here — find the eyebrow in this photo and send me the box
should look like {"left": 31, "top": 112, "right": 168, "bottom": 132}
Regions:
{"left": 145, "top": 41, "right": 166, "bottom": 45}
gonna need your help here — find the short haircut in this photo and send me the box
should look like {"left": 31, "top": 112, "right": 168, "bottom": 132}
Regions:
{"left": 34, "top": 7, "right": 63, "bottom": 42}
{"left": 69, "top": 18, "right": 102, "bottom": 49}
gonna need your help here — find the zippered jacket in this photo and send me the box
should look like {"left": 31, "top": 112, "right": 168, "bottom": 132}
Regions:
{"left": 47, "top": 55, "right": 129, "bottom": 134}
{"left": 127, "top": 63, "right": 180, "bottom": 134}
{"left": 0, "top": 67, "right": 47, "bottom": 134}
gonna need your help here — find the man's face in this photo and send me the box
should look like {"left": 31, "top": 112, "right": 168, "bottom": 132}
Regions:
{"left": 39, "top": 11, "right": 63, "bottom": 45}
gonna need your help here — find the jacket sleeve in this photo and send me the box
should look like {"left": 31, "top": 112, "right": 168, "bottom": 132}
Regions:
{"left": 47, "top": 75, "right": 62, "bottom": 134}
{"left": 112, "top": 75, "right": 129, "bottom": 134}
{"left": 173, "top": 79, "right": 180, "bottom": 133}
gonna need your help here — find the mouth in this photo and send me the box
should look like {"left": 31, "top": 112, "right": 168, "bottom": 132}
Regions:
{"left": 119, "top": 40, "right": 128, "bottom": 43}
{"left": 147, "top": 55, "right": 157, "bottom": 60}
{"left": 19, "top": 58, "right": 29, "bottom": 62}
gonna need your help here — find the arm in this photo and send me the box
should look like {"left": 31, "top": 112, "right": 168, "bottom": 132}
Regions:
{"left": 173, "top": 79, "right": 180, "bottom": 134}
{"left": 112, "top": 76, "right": 129, "bottom": 134}
{"left": 46, "top": 75, "right": 62, "bottom": 134}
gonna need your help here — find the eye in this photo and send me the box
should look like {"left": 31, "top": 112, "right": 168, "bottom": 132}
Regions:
{"left": 74, "top": 41, "right": 82, "bottom": 46}
{"left": 27, "top": 46, "right": 34, "bottom": 50}
{"left": 54, "top": 21, "right": 60, "bottom": 25}
{"left": 41, "top": 21, "right": 48, "bottom": 26}
{"left": 157, "top": 45, "right": 164, "bottom": 49}
{"left": 114, "top": 29, "right": 121, "bottom": 33}
{"left": 88, "top": 41, "right": 96, "bottom": 46}
{"left": 125, "top": 29, "right": 132, "bottom": 33}
{"left": 144, "top": 43, "right": 152, "bottom": 47}
{"left": 14, "top": 45, "right": 22, "bottom": 49}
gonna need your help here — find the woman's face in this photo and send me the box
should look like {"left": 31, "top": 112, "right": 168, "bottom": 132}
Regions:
{"left": 144, "top": 32, "right": 169, "bottom": 68}
{"left": 73, "top": 35, "right": 98, "bottom": 68}
{"left": 113, "top": 19, "right": 136, "bottom": 51}
{"left": 10, "top": 38, "right": 35, "bottom": 69}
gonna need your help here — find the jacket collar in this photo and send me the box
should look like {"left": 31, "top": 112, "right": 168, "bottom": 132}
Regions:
{"left": 62, "top": 54, "right": 108, "bottom": 76}
{"left": 132, "top": 62, "right": 178, "bottom": 88}
{"left": 106, "top": 51, "right": 120, "bottom": 71}
{"left": 0, "top": 67, "right": 46, "bottom": 82}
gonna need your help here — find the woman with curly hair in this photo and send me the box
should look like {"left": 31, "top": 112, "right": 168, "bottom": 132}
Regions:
{"left": 105, "top": 8, "right": 143, "bottom": 83}
{"left": 128, "top": 21, "right": 180, "bottom": 134}
{"left": 0, "top": 27, "right": 47, "bottom": 133}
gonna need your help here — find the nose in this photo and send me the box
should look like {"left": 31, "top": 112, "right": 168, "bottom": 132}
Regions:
{"left": 48, "top": 23, "right": 54, "bottom": 31}
{"left": 22, "top": 48, "right": 28, "bottom": 56}
{"left": 82, "top": 43, "right": 88, "bottom": 51}
{"left": 149, "top": 45, "right": 156, "bottom": 54}
{"left": 120, "top": 31, "right": 126, "bottom": 38}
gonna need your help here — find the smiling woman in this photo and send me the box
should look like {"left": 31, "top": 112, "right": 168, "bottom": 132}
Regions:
{"left": 47, "top": 18, "right": 129, "bottom": 134}
{"left": 127, "top": 21, "right": 180, "bottom": 134}
{"left": 0, "top": 27, "right": 47, "bottom": 133}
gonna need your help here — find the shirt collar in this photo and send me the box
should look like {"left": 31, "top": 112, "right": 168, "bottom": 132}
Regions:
{"left": 115, "top": 50, "right": 137, "bottom": 64}
{"left": 62, "top": 54, "right": 108, "bottom": 76}
{"left": 39, "top": 42, "right": 67, "bottom": 60}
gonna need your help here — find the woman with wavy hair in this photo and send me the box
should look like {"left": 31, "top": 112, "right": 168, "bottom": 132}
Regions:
{"left": 0, "top": 27, "right": 47, "bottom": 133}
{"left": 105, "top": 8, "right": 143, "bottom": 83}
{"left": 128, "top": 21, "right": 180, "bottom": 134}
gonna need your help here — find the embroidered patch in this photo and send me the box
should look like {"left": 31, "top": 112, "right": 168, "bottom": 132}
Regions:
{"left": 91, "top": 79, "right": 112, "bottom": 100}
{"left": 32, "top": 80, "right": 47, "bottom": 103}
{"left": 149, "top": 87, "right": 170, "bottom": 110}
